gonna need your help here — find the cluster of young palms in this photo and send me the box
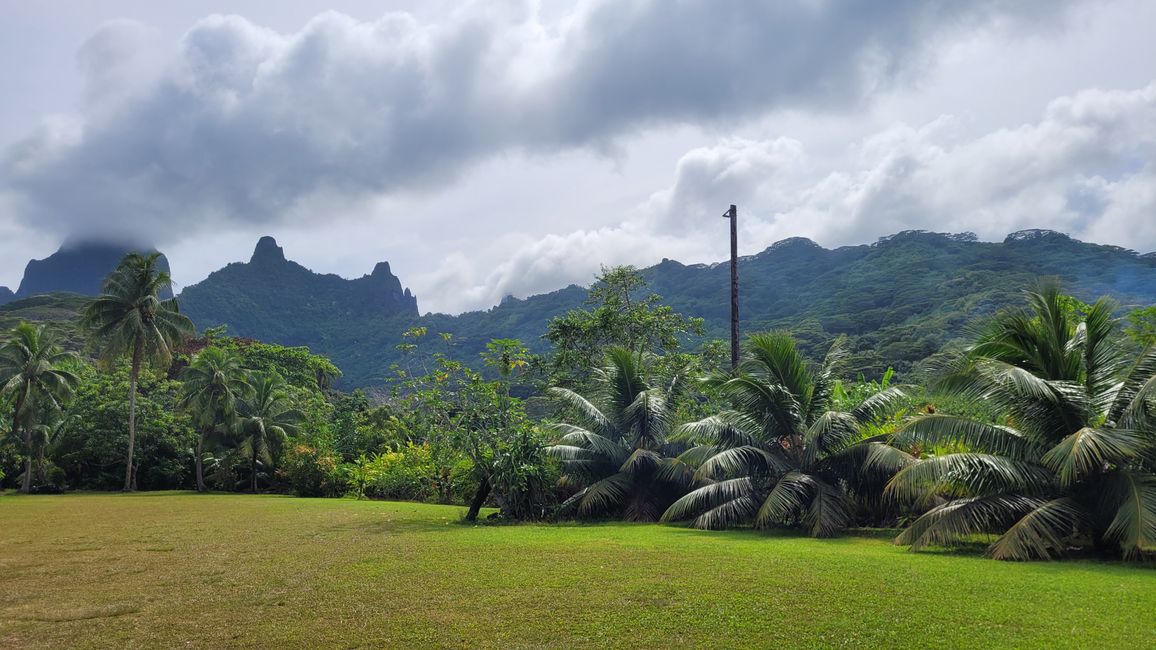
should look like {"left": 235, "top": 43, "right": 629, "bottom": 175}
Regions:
{"left": 545, "top": 336, "right": 911, "bottom": 534}
{"left": 546, "top": 284, "right": 1156, "bottom": 561}
{"left": 179, "top": 346, "right": 302, "bottom": 492}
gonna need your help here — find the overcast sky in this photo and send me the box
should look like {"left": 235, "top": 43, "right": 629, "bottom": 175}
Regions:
{"left": 1, "top": 0, "right": 1154, "bottom": 313}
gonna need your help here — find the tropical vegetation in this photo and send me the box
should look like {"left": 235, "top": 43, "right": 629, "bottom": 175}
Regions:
{"left": 888, "top": 283, "right": 1156, "bottom": 559}
{"left": 4, "top": 257, "right": 1155, "bottom": 566}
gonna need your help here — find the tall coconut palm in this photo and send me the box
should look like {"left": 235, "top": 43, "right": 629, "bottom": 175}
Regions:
{"left": 544, "top": 347, "right": 690, "bottom": 521}
{"left": 81, "top": 253, "right": 193, "bottom": 490}
{"left": 236, "top": 371, "right": 300, "bottom": 492}
{"left": 888, "top": 282, "right": 1156, "bottom": 560}
{"left": 0, "top": 322, "right": 78, "bottom": 493}
{"left": 180, "top": 347, "right": 250, "bottom": 492}
{"left": 661, "top": 332, "right": 911, "bottom": 537}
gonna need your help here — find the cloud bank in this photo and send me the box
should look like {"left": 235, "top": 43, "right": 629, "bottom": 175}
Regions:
{"left": 441, "top": 82, "right": 1156, "bottom": 312}
{"left": 1, "top": 0, "right": 1069, "bottom": 245}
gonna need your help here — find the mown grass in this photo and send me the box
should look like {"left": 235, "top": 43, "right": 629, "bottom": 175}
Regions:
{"left": 1, "top": 493, "right": 1152, "bottom": 648}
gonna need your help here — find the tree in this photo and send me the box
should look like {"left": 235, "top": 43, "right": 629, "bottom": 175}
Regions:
{"left": 179, "top": 347, "right": 250, "bottom": 492}
{"left": 544, "top": 266, "right": 704, "bottom": 384}
{"left": 236, "top": 371, "right": 300, "bottom": 492}
{"left": 544, "top": 347, "right": 692, "bottom": 521}
{"left": 52, "top": 365, "right": 195, "bottom": 490}
{"left": 889, "top": 282, "right": 1156, "bottom": 560}
{"left": 81, "top": 253, "right": 194, "bottom": 490}
{"left": 391, "top": 334, "right": 551, "bottom": 521}
{"left": 1125, "top": 305, "right": 1156, "bottom": 347}
{"left": 0, "top": 323, "right": 78, "bottom": 492}
{"left": 661, "top": 332, "right": 911, "bottom": 536}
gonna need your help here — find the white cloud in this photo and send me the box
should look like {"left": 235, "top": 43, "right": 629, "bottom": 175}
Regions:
{"left": 431, "top": 82, "right": 1156, "bottom": 312}
{"left": 1, "top": 0, "right": 1074, "bottom": 246}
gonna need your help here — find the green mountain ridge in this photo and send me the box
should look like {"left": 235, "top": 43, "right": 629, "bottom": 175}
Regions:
{"left": 175, "top": 228, "right": 1156, "bottom": 388}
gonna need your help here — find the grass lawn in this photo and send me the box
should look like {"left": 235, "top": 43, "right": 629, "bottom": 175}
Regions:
{"left": 1, "top": 493, "right": 1152, "bottom": 648}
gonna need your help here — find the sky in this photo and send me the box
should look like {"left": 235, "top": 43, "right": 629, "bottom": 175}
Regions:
{"left": 1, "top": 0, "right": 1154, "bottom": 314}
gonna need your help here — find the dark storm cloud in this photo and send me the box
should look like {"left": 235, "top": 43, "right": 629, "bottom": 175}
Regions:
{"left": 1, "top": 0, "right": 1073, "bottom": 243}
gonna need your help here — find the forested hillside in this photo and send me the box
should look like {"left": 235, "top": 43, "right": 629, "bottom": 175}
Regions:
{"left": 174, "top": 229, "right": 1156, "bottom": 388}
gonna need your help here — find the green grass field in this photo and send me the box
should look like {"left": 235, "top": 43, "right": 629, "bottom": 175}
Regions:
{"left": 1, "top": 493, "right": 1152, "bottom": 648}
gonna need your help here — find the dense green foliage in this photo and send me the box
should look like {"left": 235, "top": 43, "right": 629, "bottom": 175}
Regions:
{"left": 0, "top": 323, "right": 79, "bottom": 492}
{"left": 890, "top": 283, "right": 1156, "bottom": 559}
{"left": 662, "top": 334, "right": 912, "bottom": 536}
{"left": 52, "top": 366, "right": 195, "bottom": 490}
{"left": 80, "top": 253, "right": 193, "bottom": 490}
{"left": 545, "top": 348, "right": 691, "bottom": 521}
{"left": 4, "top": 249, "right": 1155, "bottom": 566}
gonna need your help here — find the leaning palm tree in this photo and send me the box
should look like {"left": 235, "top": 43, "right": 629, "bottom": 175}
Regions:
{"left": 0, "top": 323, "right": 78, "bottom": 493}
{"left": 661, "top": 332, "right": 911, "bottom": 537}
{"left": 179, "top": 346, "right": 250, "bottom": 492}
{"left": 81, "top": 253, "right": 194, "bottom": 490}
{"left": 236, "top": 371, "right": 300, "bottom": 492}
{"left": 544, "top": 347, "right": 690, "bottom": 521}
{"left": 888, "top": 282, "right": 1156, "bottom": 560}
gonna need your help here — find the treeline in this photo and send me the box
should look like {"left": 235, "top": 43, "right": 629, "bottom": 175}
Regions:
{"left": 2, "top": 256, "right": 1155, "bottom": 562}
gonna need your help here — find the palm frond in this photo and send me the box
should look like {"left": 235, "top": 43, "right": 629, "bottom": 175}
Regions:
{"left": 661, "top": 477, "right": 756, "bottom": 526}
{"left": 1101, "top": 470, "right": 1156, "bottom": 559}
{"left": 886, "top": 453, "right": 1054, "bottom": 502}
{"left": 988, "top": 497, "right": 1087, "bottom": 561}
{"left": 1040, "top": 427, "right": 1147, "bottom": 487}
{"left": 897, "top": 494, "right": 1042, "bottom": 551}
{"left": 896, "top": 414, "right": 1041, "bottom": 459}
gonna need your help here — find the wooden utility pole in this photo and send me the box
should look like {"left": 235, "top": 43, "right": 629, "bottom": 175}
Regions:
{"left": 724, "top": 204, "right": 739, "bottom": 371}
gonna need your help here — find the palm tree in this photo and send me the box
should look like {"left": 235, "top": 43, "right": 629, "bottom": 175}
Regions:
{"left": 81, "top": 253, "right": 193, "bottom": 490}
{"left": 544, "top": 347, "right": 690, "bottom": 521}
{"left": 236, "top": 371, "right": 300, "bottom": 492}
{"left": 661, "top": 332, "right": 911, "bottom": 537}
{"left": 888, "top": 282, "right": 1156, "bottom": 560}
{"left": 0, "top": 323, "right": 78, "bottom": 493}
{"left": 180, "top": 347, "right": 250, "bottom": 492}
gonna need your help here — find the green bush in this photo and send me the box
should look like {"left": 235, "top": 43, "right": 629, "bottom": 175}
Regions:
{"left": 281, "top": 444, "right": 344, "bottom": 497}
{"left": 364, "top": 443, "right": 439, "bottom": 502}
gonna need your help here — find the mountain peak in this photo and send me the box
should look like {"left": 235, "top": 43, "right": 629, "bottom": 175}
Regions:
{"left": 371, "top": 261, "right": 393, "bottom": 278}
{"left": 0, "top": 286, "right": 13, "bottom": 307}
{"left": 15, "top": 241, "right": 171, "bottom": 299}
{"left": 251, "top": 236, "right": 286, "bottom": 264}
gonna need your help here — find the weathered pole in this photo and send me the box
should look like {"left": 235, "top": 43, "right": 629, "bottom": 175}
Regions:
{"left": 724, "top": 204, "right": 739, "bottom": 371}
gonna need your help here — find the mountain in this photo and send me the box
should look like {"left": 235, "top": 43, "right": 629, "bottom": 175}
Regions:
{"left": 15, "top": 241, "right": 172, "bottom": 299}
{"left": 0, "top": 293, "right": 91, "bottom": 350}
{"left": 178, "top": 229, "right": 1156, "bottom": 388}
{"left": 0, "top": 286, "right": 13, "bottom": 306}
{"left": 179, "top": 236, "right": 419, "bottom": 386}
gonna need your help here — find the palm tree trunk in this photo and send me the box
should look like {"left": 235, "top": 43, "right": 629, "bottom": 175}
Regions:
{"left": 124, "top": 341, "right": 143, "bottom": 491}
{"left": 35, "top": 442, "right": 46, "bottom": 486}
{"left": 251, "top": 448, "right": 258, "bottom": 493}
{"left": 14, "top": 395, "right": 31, "bottom": 494}
{"left": 21, "top": 435, "right": 33, "bottom": 493}
{"left": 195, "top": 431, "right": 206, "bottom": 492}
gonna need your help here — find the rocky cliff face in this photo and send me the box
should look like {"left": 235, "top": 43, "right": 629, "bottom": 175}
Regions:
{"left": 15, "top": 241, "right": 172, "bottom": 299}
{"left": 0, "top": 286, "right": 14, "bottom": 306}
{"left": 178, "top": 237, "right": 420, "bottom": 385}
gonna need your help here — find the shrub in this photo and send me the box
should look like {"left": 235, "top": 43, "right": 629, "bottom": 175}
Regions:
{"left": 364, "top": 443, "right": 439, "bottom": 502}
{"left": 281, "top": 444, "right": 344, "bottom": 497}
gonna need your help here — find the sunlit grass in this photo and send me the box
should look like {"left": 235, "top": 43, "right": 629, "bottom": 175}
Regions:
{"left": 1, "top": 493, "right": 1152, "bottom": 648}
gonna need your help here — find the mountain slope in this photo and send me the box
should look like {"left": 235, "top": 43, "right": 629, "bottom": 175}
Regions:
{"left": 179, "top": 237, "right": 419, "bottom": 387}
{"left": 177, "top": 229, "right": 1156, "bottom": 388}
{"left": 15, "top": 241, "right": 172, "bottom": 299}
